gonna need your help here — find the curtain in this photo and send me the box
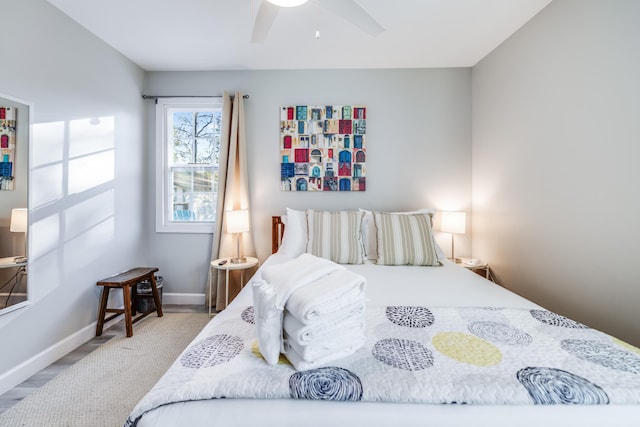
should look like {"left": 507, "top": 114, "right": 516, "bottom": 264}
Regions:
{"left": 207, "top": 91, "right": 256, "bottom": 311}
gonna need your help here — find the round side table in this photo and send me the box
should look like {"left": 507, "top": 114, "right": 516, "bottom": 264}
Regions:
{"left": 209, "top": 256, "right": 259, "bottom": 316}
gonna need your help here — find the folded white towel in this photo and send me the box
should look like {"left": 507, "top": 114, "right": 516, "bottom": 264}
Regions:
{"left": 251, "top": 280, "right": 283, "bottom": 365}
{"left": 285, "top": 268, "right": 367, "bottom": 323}
{"left": 284, "top": 339, "right": 364, "bottom": 371}
{"left": 262, "top": 253, "right": 344, "bottom": 309}
{"left": 283, "top": 327, "right": 366, "bottom": 362}
{"left": 283, "top": 300, "right": 366, "bottom": 344}
{"left": 253, "top": 254, "right": 367, "bottom": 369}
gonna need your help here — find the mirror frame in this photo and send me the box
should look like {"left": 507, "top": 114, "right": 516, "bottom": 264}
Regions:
{"left": 0, "top": 92, "right": 31, "bottom": 316}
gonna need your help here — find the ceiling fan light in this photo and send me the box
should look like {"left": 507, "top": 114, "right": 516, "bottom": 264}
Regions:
{"left": 267, "top": 0, "right": 309, "bottom": 7}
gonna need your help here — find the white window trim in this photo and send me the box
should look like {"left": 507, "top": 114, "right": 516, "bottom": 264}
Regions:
{"left": 155, "top": 97, "right": 221, "bottom": 233}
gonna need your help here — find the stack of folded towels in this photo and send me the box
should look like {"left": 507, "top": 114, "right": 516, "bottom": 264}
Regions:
{"left": 252, "top": 253, "right": 367, "bottom": 370}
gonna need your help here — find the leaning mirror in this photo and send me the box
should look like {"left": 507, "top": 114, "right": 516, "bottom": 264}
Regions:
{"left": 0, "top": 93, "right": 29, "bottom": 314}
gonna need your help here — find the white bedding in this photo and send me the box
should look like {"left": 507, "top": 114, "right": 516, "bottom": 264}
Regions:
{"left": 134, "top": 255, "right": 640, "bottom": 427}
{"left": 236, "top": 254, "right": 542, "bottom": 309}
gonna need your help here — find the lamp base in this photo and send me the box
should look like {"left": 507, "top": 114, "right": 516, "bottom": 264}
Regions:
{"left": 230, "top": 257, "right": 247, "bottom": 264}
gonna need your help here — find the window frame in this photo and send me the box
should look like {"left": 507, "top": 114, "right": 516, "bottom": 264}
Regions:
{"left": 155, "top": 97, "right": 221, "bottom": 233}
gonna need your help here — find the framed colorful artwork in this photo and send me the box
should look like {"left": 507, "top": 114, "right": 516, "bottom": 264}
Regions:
{"left": 0, "top": 106, "right": 17, "bottom": 191}
{"left": 280, "top": 105, "right": 366, "bottom": 191}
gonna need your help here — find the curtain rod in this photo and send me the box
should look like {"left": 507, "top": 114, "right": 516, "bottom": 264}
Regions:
{"left": 142, "top": 94, "right": 249, "bottom": 101}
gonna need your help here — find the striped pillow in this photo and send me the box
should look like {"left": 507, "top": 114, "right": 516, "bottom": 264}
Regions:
{"left": 373, "top": 212, "right": 440, "bottom": 266}
{"left": 306, "top": 210, "right": 365, "bottom": 264}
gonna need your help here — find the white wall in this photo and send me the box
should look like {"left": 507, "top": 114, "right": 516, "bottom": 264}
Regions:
{"left": 0, "top": 0, "right": 146, "bottom": 392}
{"left": 144, "top": 68, "right": 472, "bottom": 296}
{"left": 472, "top": 0, "right": 640, "bottom": 346}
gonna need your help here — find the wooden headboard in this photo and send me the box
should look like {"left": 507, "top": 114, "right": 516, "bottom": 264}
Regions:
{"left": 272, "top": 216, "right": 285, "bottom": 254}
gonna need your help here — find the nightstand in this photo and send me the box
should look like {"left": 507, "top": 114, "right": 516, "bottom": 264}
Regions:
{"left": 457, "top": 258, "right": 493, "bottom": 282}
{"left": 0, "top": 256, "right": 27, "bottom": 268}
{"left": 209, "top": 257, "right": 259, "bottom": 316}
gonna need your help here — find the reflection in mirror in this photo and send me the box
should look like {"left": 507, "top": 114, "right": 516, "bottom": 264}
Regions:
{"left": 0, "top": 93, "right": 29, "bottom": 314}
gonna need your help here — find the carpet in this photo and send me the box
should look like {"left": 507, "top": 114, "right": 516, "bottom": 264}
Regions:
{"left": 0, "top": 312, "right": 210, "bottom": 427}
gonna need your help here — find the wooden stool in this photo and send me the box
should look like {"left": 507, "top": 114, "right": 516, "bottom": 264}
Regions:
{"left": 96, "top": 267, "right": 162, "bottom": 337}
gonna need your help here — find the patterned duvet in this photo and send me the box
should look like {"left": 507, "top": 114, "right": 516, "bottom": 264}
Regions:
{"left": 125, "top": 304, "right": 640, "bottom": 426}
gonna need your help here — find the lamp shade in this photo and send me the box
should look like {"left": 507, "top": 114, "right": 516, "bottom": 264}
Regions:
{"left": 267, "top": 0, "right": 309, "bottom": 6}
{"left": 440, "top": 211, "right": 466, "bottom": 235}
{"left": 226, "top": 209, "right": 250, "bottom": 234}
{"left": 10, "top": 208, "right": 28, "bottom": 233}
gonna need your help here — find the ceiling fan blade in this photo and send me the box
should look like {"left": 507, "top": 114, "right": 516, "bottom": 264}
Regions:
{"left": 251, "top": 1, "right": 280, "bottom": 43}
{"left": 321, "top": 0, "right": 385, "bottom": 37}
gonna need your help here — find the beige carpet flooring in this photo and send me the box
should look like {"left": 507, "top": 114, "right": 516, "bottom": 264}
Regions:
{"left": 0, "top": 312, "right": 210, "bottom": 427}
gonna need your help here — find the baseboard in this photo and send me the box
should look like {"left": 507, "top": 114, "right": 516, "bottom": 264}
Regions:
{"left": 163, "top": 292, "right": 205, "bottom": 305}
{"left": 0, "top": 316, "right": 121, "bottom": 396}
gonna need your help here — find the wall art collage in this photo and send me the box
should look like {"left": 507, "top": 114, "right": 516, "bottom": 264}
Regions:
{"left": 280, "top": 105, "right": 366, "bottom": 192}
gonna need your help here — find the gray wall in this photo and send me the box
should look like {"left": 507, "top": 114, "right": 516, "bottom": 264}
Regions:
{"left": 472, "top": 0, "right": 640, "bottom": 346}
{"left": 145, "top": 69, "right": 472, "bottom": 296}
{"left": 0, "top": 0, "right": 146, "bottom": 386}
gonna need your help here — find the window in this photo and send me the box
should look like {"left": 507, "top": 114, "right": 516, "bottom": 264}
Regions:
{"left": 156, "top": 98, "right": 221, "bottom": 233}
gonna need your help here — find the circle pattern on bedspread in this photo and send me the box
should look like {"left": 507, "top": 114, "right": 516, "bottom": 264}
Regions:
{"left": 468, "top": 321, "right": 533, "bottom": 346}
{"left": 241, "top": 306, "right": 255, "bottom": 324}
{"left": 561, "top": 339, "right": 640, "bottom": 374}
{"left": 385, "top": 306, "right": 434, "bottom": 328}
{"left": 517, "top": 367, "right": 609, "bottom": 404}
{"left": 289, "top": 367, "right": 362, "bottom": 401}
{"left": 251, "top": 340, "right": 290, "bottom": 365}
{"left": 530, "top": 310, "right": 588, "bottom": 328}
{"left": 180, "top": 334, "right": 244, "bottom": 368}
{"left": 432, "top": 332, "right": 502, "bottom": 366}
{"left": 372, "top": 338, "right": 434, "bottom": 371}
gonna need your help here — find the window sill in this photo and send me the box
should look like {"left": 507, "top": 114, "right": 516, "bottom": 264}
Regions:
{"left": 156, "top": 223, "right": 215, "bottom": 234}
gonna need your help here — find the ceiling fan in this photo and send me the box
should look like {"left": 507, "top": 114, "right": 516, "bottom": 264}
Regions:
{"left": 251, "top": 0, "right": 385, "bottom": 43}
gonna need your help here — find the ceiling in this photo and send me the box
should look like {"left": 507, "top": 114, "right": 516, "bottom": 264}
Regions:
{"left": 47, "top": 0, "right": 552, "bottom": 72}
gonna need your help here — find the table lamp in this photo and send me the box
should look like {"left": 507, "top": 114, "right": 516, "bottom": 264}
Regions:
{"left": 440, "top": 211, "right": 465, "bottom": 263}
{"left": 10, "top": 208, "right": 28, "bottom": 262}
{"left": 226, "top": 209, "right": 249, "bottom": 264}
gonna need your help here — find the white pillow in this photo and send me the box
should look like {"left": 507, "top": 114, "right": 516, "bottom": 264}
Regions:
{"left": 360, "top": 208, "right": 444, "bottom": 260}
{"left": 277, "top": 208, "right": 307, "bottom": 257}
{"left": 359, "top": 209, "right": 377, "bottom": 260}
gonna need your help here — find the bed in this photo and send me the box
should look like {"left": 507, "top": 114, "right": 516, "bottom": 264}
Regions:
{"left": 126, "top": 210, "right": 640, "bottom": 427}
